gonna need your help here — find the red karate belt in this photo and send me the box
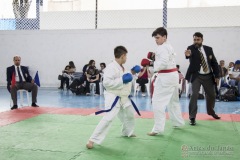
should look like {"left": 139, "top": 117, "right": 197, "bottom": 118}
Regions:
{"left": 150, "top": 68, "right": 178, "bottom": 98}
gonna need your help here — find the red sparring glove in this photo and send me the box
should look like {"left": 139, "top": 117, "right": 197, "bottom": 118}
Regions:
{"left": 147, "top": 52, "right": 155, "bottom": 61}
{"left": 141, "top": 58, "right": 151, "bottom": 67}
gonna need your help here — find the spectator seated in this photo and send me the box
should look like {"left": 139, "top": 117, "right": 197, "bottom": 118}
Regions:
{"left": 85, "top": 66, "right": 100, "bottom": 96}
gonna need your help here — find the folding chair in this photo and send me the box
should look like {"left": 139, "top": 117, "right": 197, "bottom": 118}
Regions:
{"left": 10, "top": 89, "right": 30, "bottom": 107}
{"left": 133, "top": 78, "right": 151, "bottom": 96}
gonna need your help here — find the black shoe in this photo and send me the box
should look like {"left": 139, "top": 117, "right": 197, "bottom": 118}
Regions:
{"left": 70, "top": 88, "right": 76, "bottom": 93}
{"left": 31, "top": 103, "right": 39, "bottom": 107}
{"left": 11, "top": 105, "right": 18, "bottom": 110}
{"left": 58, "top": 87, "right": 63, "bottom": 90}
{"left": 211, "top": 114, "right": 221, "bottom": 119}
{"left": 189, "top": 118, "right": 196, "bottom": 125}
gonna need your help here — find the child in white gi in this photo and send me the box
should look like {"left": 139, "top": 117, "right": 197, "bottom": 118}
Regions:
{"left": 148, "top": 27, "right": 185, "bottom": 136}
{"left": 86, "top": 46, "right": 141, "bottom": 149}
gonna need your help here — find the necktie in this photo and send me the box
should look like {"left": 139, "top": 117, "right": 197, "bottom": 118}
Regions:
{"left": 198, "top": 48, "right": 208, "bottom": 72}
{"left": 17, "top": 67, "right": 23, "bottom": 82}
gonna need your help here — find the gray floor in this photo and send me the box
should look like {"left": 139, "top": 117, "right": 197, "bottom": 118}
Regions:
{"left": 0, "top": 87, "right": 239, "bottom": 114}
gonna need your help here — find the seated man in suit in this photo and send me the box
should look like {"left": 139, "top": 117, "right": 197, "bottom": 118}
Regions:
{"left": 7, "top": 55, "right": 39, "bottom": 110}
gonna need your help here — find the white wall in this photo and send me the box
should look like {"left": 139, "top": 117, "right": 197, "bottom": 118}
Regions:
{"left": 0, "top": 27, "right": 240, "bottom": 87}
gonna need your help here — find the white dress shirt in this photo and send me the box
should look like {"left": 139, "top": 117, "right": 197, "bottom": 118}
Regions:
{"left": 14, "top": 65, "right": 26, "bottom": 82}
{"left": 199, "top": 45, "right": 210, "bottom": 74}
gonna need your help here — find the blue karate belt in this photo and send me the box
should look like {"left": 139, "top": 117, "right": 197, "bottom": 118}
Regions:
{"left": 95, "top": 95, "right": 141, "bottom": 116}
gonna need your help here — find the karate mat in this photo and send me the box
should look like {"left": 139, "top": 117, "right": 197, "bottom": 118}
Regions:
{"left": 0, "top": 107, "right": 239, "bottom": 160}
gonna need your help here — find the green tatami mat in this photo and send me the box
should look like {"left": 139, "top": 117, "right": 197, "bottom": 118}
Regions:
{"left": 0, "top": 114, "right": 239, "bottom": 160}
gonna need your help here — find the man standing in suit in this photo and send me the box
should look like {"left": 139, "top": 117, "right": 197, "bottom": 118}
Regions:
{"left": 7, "top": 55, "right": 39, "bottom": 110}
{"left": 185, "top": 32, "right": 220, "bottom": 125}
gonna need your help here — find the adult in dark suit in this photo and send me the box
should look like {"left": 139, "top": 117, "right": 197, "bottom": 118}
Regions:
{"left": 7, "top": 55, "right": 39, "bottom": 110}
{"left": 185, "top": 32, "right": 220, "bottom": 125}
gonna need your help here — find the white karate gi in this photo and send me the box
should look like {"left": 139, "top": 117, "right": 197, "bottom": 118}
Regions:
{"left": 89, "top": 60, "right": 135, "bottom": 144}
{"left": 151, "top": 42, "right": 185, "bottom": 134}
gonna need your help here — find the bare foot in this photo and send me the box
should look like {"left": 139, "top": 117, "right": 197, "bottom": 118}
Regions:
{"left": 147, "top": 132, "right": 158, "bottom": 136}
{"left": 123, "top": 134, "right": 136, "bottom": 137}
{"left": 129, "top": 134, "right": 136, "bottom": 137}
{"left": 86, "top": 141, "right": 94, "bottom": 149}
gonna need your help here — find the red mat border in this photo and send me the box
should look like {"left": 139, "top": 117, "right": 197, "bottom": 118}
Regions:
{"left": 0, "top": 107, "right": 239, "bottom": 127}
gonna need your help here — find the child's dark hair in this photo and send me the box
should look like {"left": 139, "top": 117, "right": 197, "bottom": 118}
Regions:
{"left": 114, "top": 46, "right": 128, "bottom": 58}
{"left": 152, "top": 27, "right": 168, "bottom": 38}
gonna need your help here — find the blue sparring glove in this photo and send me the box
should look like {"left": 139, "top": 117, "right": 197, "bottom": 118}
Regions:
{"left": 131, "top": 65, "right": 141, "bottom": 74}
{"left": 122, "top": 73, "right": 133, "bottom": 84}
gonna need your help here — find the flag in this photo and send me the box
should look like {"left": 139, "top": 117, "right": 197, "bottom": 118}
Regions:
{"left": 34, "top": 71, "right": 40, "bottom": 87}
{"left": 11, "top": 72, "right": 16, "bottom": 87}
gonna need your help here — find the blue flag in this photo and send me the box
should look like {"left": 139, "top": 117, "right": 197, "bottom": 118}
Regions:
{"left": 34, "top": 71, "right": 40, "bottom": 87}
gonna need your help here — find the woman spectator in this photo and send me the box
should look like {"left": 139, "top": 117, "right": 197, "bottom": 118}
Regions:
{"left": 79, "top": 60, "right": 96, "bottom": 84}
{"left": 136, "top": 65, "right": 151, "bottom": 96}
{"left": 59, "top": 61, "right": 76, "bottom": 90}
{"left": 59, "top": 65, "right": 71, "bottom": 90}
{"left": 85, "top": 66, "right": 100, "bottom": 96}
{"left": 99, "top": 62, "right": 106, "bottom": 81}
{"left": 69, "top": 61, "right": 76, "bottom": 73}
{"left": 83, "top": 60, "right": 96, "bottom": 74}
